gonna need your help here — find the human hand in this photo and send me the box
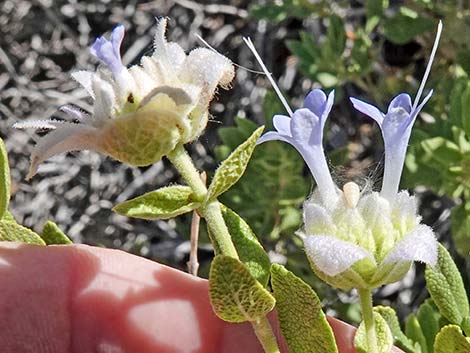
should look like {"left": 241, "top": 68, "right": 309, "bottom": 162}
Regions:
{"left": 0, "top": 243, "right": 403, "bottom": 353}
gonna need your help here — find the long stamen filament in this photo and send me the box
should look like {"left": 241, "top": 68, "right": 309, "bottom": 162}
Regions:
{"left": 196, "top": 35, "right": 265, "bottom": 75}
{"left": 243, "top": 37, "right": 294, "bottom": 117}
{"left": 412, "top": 20, "right": 442, "bottom": 111}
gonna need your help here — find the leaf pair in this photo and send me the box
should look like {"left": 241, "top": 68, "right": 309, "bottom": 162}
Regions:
{"left": 113, "top": 127, "right": 264, "bottom": 219}
{"left": 210, "top": 258, "right": 338, "bottom": 353}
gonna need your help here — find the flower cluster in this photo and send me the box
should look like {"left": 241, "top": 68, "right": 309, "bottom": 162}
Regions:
{"left": 258, "top": 22, "right": 442, "bottom": 290}
{"left": 16, "top": 18, "right": 234, "bottom": 179}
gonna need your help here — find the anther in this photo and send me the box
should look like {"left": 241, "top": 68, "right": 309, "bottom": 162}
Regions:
{"left": 343, "top": 182, "right": 360, "bottom": 208}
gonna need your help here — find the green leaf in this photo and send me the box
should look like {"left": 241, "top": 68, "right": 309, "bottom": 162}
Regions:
{"left": 374, "top": 306, "right": 418, "bottom": 353}
{"left": 405, "top": 314, "right": 428, "bottom": 353}
{"left": 425, "top": 243, "right": 469, "bottom": 325}
{"left": 250, "top": 3, "right": 288, "bottom": 22}
{"left": 420, "top": 137, "right": 462, "bottom": 166}
{"left": 317, "top": 72, "right": 338, "bottom": 88}
{"left": 366, "top": 0, "right": 387, "bottom": 18}
{"left": 417, "top": 301, "right": 439, "bottom": 353}
{"left": 383, "top": 10, "right": 434, "bottom": 44}
{"left": 461, "top": 84, "right": 470, "bottom": 136}
{"left": 207, "top": 126, "right": 264, "bottom": 200}
{"left": 462, "top": 316, "right": 470, "bottom": 336}
{"left": 326, "top": 15, "right": 346, "bottom": 56}
{"left": 434, "top": 325, "right": 470, "bottom": 353}
{"left": 0, "top": 137, "right": 10, "bottom": 219}
{"left": 41, "top": 221, "right": 72, "bottom": 245}
{"left": 220, "top": 205, "right": 270, "bottom": 287}
{"left": 3, "top": 211, "right": 15, "bottom": 222}
{"left": 0, "top": 220, "right": 45, "bottom": 245}
{"left": 113, "top": 185, "right": 201, "bottom": 220}
{"left": 355, "top": 312, "right": 393, "bottom": 353}
{"left": 209, "top": 255, "right": 275, "bottom": 323}
{"left": 270, "top": 264, "right": 338, "bottom": 353}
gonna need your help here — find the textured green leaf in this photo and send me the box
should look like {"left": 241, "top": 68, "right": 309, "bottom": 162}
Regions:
{"left": 374, "top": 306, "right": 418, "bottom": 353}
{"left": 405, "top": 314, "right": 428, "bottom": 353}
{"left": 0, "top": 220, "right": 45, "bottom": 245}
{"left": 355, "top": 312, "right": 393, "bottom": 353}
{"left": 425, "top": 243, "right": 469, "bottom": 324}
{"left": 3, "top": 211, "right": 15, "bottom": 222}
{"left": 417, "top": 301, "right": 439, "bottom": 353}
{"left": 209, "top": 255, "right": 275, "bottom": 323}
{"left": 0, "top": 137, "right": 10, "bottom": 219}
{"left": 207, "top": 126, "right": 264, "bottom": 200}
{"left": 270, "top": 264, "right": 338, "bottom": 353}
{"left": 113, "top": 185, "right": 200, "bottom": 220}
{"left": 434, "top": 325, "right": 470, "bottom": 353}
{"left": 220, "top": 205, "right": 270, "bottom": 287}
{"left": 41, "top": 221, "right": 72, "bottom": 245}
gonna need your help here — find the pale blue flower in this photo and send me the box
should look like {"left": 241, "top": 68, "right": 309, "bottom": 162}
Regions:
{"left": 258, "top": 89, "right": 338, "bottom": 204}
{"left": 350, "top": 21, "right": 442, "bottom": 201}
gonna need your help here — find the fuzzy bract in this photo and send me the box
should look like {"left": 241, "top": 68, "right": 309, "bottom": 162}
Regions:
{"left": 15, "top": 18, "right": 234, "bottom": 179}
{"left": 299, "top": 188, "right": 437, "bottom": 289}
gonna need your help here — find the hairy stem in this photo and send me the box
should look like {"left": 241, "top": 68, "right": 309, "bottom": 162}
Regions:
{"left": 167, "top": 145, "right": 238, "bottom": 259}
{"left": 167, "top": 145, "right": 207, "bottom": 201}
{"left": 358, "top": 289, "right": 378, "bottom": 353}
{"left": 202, "top": 200, "right": 239, "bottom": 259}
{"left": 251, "top": 316, "right": 281, "bottom": 353}
{"left": 168, "top": 145, "right": 279, "bottom": 353}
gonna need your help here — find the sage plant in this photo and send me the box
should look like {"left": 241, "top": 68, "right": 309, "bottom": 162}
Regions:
{"left": 13, "top": 18, "right": 286, "bottom": 353}
{"left": 7, "top": 14, "right": 470, "bottom": 353}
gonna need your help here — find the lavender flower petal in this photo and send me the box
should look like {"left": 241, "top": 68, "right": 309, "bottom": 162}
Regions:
{"left": 349, "top": 97, "right": 384, "bottom": 126}
{"left": 272, "top": 115, "right": 291, "bottom": 136}
{"left": 387, "top": 93, "right": 412, "bottom": 114}
{"left": 90, "top": 25, "right": 125, "bottom": 77}
{"left": 257, "top": 131, "right": 291, "bottom": 145}
{"left": 304, "top": 89, "right": 327, "bottom": 118}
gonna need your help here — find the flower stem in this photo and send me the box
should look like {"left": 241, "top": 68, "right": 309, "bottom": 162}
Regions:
{"left": 167, "top": 145, "right": 238, "bottom": 259}
{"left": 358, "top": 288, "right": 378, "bottom": 353}
{"left": 251, "top": 316, "right": 281, "bottom": 353}
{"left": 167, "top": 146, "right": 207, "bottom": 201}
{"left": 168, "top": 145, "right": 279, "bottom": 353}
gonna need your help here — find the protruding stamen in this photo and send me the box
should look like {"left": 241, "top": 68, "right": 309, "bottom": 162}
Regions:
{"left": 412, "top": 20, "right": 442, "bottom": 111}
{"left": 343, "top": 182, "right": 360, "bottom": 208}
{"left": 243, "top": 37, "right": 294, "bottom": 117}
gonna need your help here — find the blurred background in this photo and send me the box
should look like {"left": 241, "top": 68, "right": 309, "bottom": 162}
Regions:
{"left": 1, "top": 0, "right": 469, "bottom": 324}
